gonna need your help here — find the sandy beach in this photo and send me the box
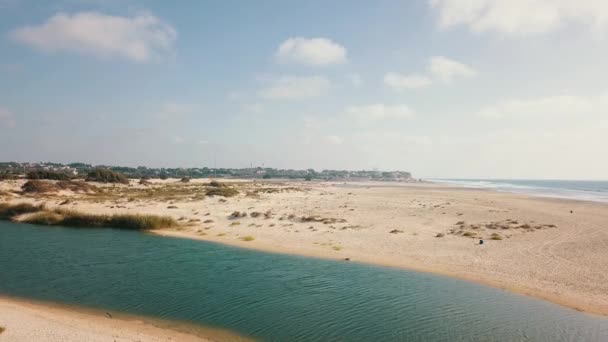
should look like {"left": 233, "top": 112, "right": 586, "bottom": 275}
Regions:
{"left": 1, "top": 178, "right": 607, "bottom": 326}
{"left": 0, "top": 296, "right": 240, "bottom": 341}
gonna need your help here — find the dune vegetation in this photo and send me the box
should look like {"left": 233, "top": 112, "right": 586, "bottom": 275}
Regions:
{"left": 21, "top": 180, "right": 98, "bottom": 194}
{"left": 86, "top": 168, "right": 129, "bottom": 184}
{"left": 205, "top": 186, "right": 239, "bottom": 197}
{"left": 26, "top": 170, "right": 72, "bottom": 180}
{"left": 0, "top": 202, "right": 178, "bottom": 230}
{"left": 0, "top": 202, "right": 45, "bottom": 219}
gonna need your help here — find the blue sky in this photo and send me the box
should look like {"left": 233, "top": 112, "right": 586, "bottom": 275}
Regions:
{"left": 1, "top": 0, "right": 608, "bottom": 179}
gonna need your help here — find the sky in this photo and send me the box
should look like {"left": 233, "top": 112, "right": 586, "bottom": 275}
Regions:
{"left": 1, "top": 0, "right": 608, "bottom": 179}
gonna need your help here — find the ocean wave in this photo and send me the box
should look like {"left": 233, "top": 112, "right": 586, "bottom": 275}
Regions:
{"left": 429, "top": 179, "right": 608, "bottom": 203}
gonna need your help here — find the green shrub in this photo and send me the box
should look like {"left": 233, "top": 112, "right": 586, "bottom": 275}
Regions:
{"left": 86, "top": 168, "right": 129, "bottom": 184}
{"left": 27, "top": 170, "right": 71, "bottom": 180}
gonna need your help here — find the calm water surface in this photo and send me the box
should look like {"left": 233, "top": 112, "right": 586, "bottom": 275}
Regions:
{"left": 1, "top": 221, "right": 607, "bottom": 341}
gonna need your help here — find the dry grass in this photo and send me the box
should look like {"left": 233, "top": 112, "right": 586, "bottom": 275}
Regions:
{"left": 240, "top": 235, "right": 255, "bottom": 241}
{"left": 21, "top": 180, "right": 98, "bottom": 194}
{"left": 491, "top": 233, "right": 503, "bottom": 240}
{"left": 0, "top": 202, "right": 45, "bottom": 219}
{"left": 206, "top": 187, "right": 239, "bottom": 197}
{"left": 21, "top": 209, "right": 179, "bottom": 230}
{"left": 0, "top": 326, "right": 4, "bottom": 334}
{"left": 300, "top": 216, "right": 346, "bottom": 224}
{"left": 435, "top": 232, "right": 445, "bottom": 238}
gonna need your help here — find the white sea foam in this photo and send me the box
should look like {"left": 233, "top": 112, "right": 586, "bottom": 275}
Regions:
{"left": 429, "top": 179, "right": 608, "bottom": 203}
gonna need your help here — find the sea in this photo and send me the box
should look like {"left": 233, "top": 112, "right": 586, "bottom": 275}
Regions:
{"left": 429, "top": 179, "right": 608, "bottom": 203}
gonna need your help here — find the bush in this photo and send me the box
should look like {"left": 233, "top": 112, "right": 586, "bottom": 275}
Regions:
{"left": 21, "top": 180, "right": 97, "bottom": 193}
{"left": 86, "top": 168, "right": 129, "bottom": 184}
{"left": 159, "top": 173, "right": 168, "bottom": 180}
{"left": 240, "top": 236, "right": 255, "bottom": 241}
{"left": 0, "top": 172, "right": 18, "bottom": 181}
{"left": 0, "top": 202, "right": 45, "bottom": 219}
{"left": 435, "top": 232, "right": 445, "bottom": 237}
{"left": 208, "top": 180, "right": 226, "bottom": 187}
{"left": 21, "top": 180, "right": 56, "bottom": 193}
{"left": 491, "top": 233, "right": 503, "bottom": 240}
{"left": 181, "top": 177, "right": 191, "bottom": 183}
{"left": 27, "top": 170, "right": 71, "bottom": 180}
{"left": 206, "top": 187, "right": 239, "bottom": 197}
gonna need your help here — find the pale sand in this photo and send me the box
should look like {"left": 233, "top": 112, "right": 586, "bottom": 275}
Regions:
{"left": 0, "top": 296, "right": 249, "bottom": 341}
{"left": 2, "top": 178, "right": 608, "bottom": 319}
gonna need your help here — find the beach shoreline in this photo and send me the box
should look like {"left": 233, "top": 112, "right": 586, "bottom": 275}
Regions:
{"left": 0, "top": 295, "right": 250, "bottom": 342}
{"left": 1, "top": 178, "right": 607, "bottom": 318}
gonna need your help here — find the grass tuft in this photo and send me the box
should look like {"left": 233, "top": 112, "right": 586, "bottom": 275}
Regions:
{"left": 0, "top": 202, "right": 45, "bottom": 219}
{"left": 491, "top": 233, "right": 503, "bottom": 240}
{"left": 435, "top": 232, "right": 445, "bottom": 238}
{"left": 206, "top": 187, "right": 239, "bottom": 197}
{"left": 20, "top": 209, "right": 179, "bottom": 230}
{"left": 21, "top": 180, "right": 98, "bottom": 194}
{"left": 240, "top": 235, "right": 255, "bottom": 241}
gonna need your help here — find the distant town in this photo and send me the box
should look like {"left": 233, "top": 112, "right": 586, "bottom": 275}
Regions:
{"left": 0, "top": 162, "right": 414, "bottom": 182}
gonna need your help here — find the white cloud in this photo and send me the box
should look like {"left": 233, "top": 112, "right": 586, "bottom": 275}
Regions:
{"left": 384, "top": 72, "right": 432, "bottom": 90}
{"left": 259, "top": 76, "right": 331, "bottom": 100}
{"left": 429, "top": 56, "right": 476, "bottom": 83}
{"left": 0, "top": 107, "right": 16, "bottom": 128}
{"left": 348, "top": 74, "right": 364, "bottom": 87}
{"left": 325, "top": 135, "right": 343, "bottom": 145}
{"left": 10, "top": 12, "right": 176, "bottom": 62}
{"left": 384, "top": 56, "right": 475, "bottom": 90}
{"left": 430, "top": 0, "right": 608, "bottom": 36}
{"left": 276, "top": 37, "right": 347, "bottom": 66}
{"left": 477, "top": 95, "right": 599, "bottom": 119}
{"left": 347, "top": 104, "right": 415, "bottom": 122}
